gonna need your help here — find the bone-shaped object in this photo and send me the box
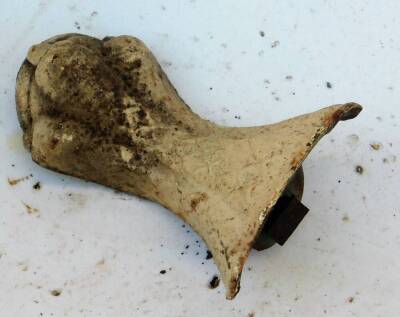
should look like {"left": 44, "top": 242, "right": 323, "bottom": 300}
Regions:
{"left": 16, "top": 34, "right": 362, "bottom": 299}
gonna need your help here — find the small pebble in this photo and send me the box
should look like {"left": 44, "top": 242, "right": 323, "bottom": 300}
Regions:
{"left": 355, "top": 165, "right": 364, "bottom": 174}
{"left": 209, "top": 275, "right": 220, "bottom": 289}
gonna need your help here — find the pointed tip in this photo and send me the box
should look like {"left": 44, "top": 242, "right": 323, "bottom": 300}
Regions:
{"left": 225, "top": 273, "right": 241, "bottom": 300}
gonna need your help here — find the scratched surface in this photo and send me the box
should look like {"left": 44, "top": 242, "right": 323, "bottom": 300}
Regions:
{"left": 0, "top": 1, "right": 399, "bottom": 316}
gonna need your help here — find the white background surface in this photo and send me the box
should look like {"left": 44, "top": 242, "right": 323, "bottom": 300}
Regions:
{"left": 0, "top": 1, "right": 399, "bottom": 316}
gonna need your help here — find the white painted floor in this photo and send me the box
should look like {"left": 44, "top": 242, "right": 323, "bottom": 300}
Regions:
{"left": 0, "top": 1, "right": 399, "bottom": 316}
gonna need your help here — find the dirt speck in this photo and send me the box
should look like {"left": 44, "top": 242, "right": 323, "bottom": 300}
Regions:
{"left": 96, "top": 259, "right": 105, "bottom": 267}
{"left": 206, "top": 250, "right": 213, "bottom": 260}
{"left": 259, "top": 30, "right": 265, "bottom": 37}
{"left": 348, "top": 296, "right": 354, "bottom": 303}
{"left": 208, "top": 275, "right": 220, "bottom": 289}
{"left": 33, "top": 181, "right": 41, "bottom": 190}
{"left": 370, "top": 143, "right": 381, "bottom": 150}
{"left": 90, "top": 11, "right": 98, "bottom": 17}
{"left": 271, "top": 40, "right": 280, "bottom": 48}
{"left": 342, "top": 214, "right": 350, "bottom": 222}
{"left": 50, "top": 289, "right": 62, "bottom": 297}
{"left": 161, "top": 60, "right": 172, "bottom": 67}
{"left": 248, "top": 313, "right": 255, "bottom": 317}
{"left": 22, "top": 202, "right": 39, "bottom": 214}
{"left": 326, "top": 82, "right": 332, "bottom": 89}
{"left": 67, "top": 193, "right": 87, "bottom": 207}
{"left": 8, "top": 175, "right": 30, "bottom": 186}
{"left": 286, "top": 75, "right": 293, "bottom": 80}
{"left": 74, "top": 21, "right": 81, "bottom": 30}
{"left": 355, "top": 165, "right": 364, "bottom": 174}
{"left": 160, "top": 269, "right": 166, "bottom": 274}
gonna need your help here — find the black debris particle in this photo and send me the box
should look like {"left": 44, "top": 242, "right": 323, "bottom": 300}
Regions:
{"left": 317, "top": 237, "right": 321, "bottom": 241}
{"left": 234, "top": 115, "right": 241, "bottom": 119}
{"left": 209, "top": 87, "right": 213, "bottom": 90}
{"left": 259, "top": 30, "right": 265, "bottom": 37}
{"left": 286, "top": 75, "right": 293, "bottom": 80}
{"left": 50, "top": 289, "right": 62, "bottom": 296}
{"left": 209, "top": 275, "right": 220, "bottom": 289}
{"left": 181, "top": 224, "right": 185, "bottom": 228}
{"left": 326, "top": 82, "right": 332, "bottom": 89}
{"left": 11, "top": 164, "right": 15, "bottom": 167}
{"left": 185, "top": 245, "right": 189, "bottom": 249}
{"left": 355, "top": 165, "right": 364, "bottom": 174}
{"left": 348, "top": 296, "right": 354, "bottom": 303}
{"left": 195, "top": 252, "right": 199, "bottom": 255}
{"left": 206, "top": 250, "right": 213, "bottom": 260}
{"left": 33, "top": 182, "right": 41, "bottom": 190}
{"left": 90, "top": 11, "right": 98, "bottom": 17}
{"left": 159, "top": 269, "right": 166, "bottom": 274}
{"left": 74, "top": 21, "right": 81, "bottom": 30}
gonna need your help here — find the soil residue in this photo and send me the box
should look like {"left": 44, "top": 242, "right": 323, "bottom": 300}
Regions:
{"left": 8, "top": 175, "right": 31, "bottom": 186}
{"left": 209, "top": 275, "right": 220, "bottom": 289}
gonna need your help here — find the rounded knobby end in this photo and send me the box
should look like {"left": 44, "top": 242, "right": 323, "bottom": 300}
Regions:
{"left": 324, "top": 102, "right": 363, "bottom": 132}
{"left": 337, "top": 102, "right": 363, "bottom": 121}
